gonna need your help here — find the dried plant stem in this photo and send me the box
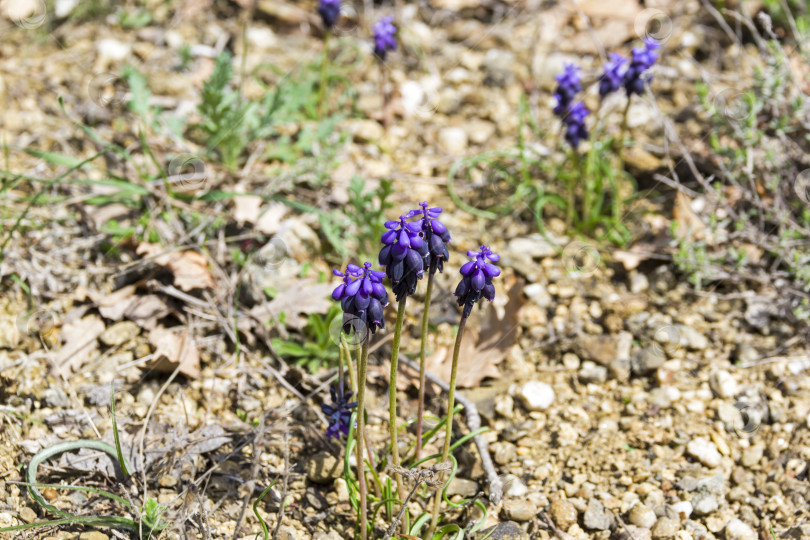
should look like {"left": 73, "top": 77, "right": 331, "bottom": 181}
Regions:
{"left": 414, "top": 272, "right": 435, "bottom": 461}
{"left": 389, "top": 298, "right": 408, "bottom": 506}
{"left": 429, "top": 315, "right": 468, "bottom": 534}
{"left": 356, "top": 340, "right": 370, "bottom": 540}
{"left": 380, "top": 62, "right": 390, "bottom": 130}
{"left": 318, "top": 31, "right": 330, "bottom": 120}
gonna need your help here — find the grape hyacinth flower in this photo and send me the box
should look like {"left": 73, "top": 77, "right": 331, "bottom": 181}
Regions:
{"left": 332, "top": 262, "right": 389, "bottom": 335}
{"left": 455, "top": 245, "right": 501, "bottom": 318}
{"left": 599, "top": 52, "right": 628, "bottom": 97}
{"left": 318, "top": 0, "right": 341, "bottom": 29}
{"left": 407, "top": 202, "right": 450, "bottom": 275}
{"left": 562, "top": 101, "right": 590, "bottom": 149}
{"left": 379, "top": 216, "right": 428, "bottom": 301}
{"left": 321, "top": 383, "right": 357, "bottom": 438}
{"left": 624, "top": 37, "right": 660, "bottom": 96}
{"left": 372, "top": 16, "right": 397, "bottom": 61}
{"left": 553, "top": 63, "right": 582, "bottom": 116}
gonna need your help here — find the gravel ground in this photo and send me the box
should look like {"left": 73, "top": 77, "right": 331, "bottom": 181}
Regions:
{"left": 0, "top": 1, "right": 808, "bottom": 539}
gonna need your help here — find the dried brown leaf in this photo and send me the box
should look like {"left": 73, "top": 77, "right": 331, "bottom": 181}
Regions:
{"left": 426, "top": 281, "right": 523, "bottom": 388}
{"left": 53, "top": 314, "right": 105, "bottom": 376}
{"left": 249, "top": 281, "right": 334, "bottom": 330}
{"left": 147, "top": 327, "right": 200, "bottom": 379}
{"left": 137, "top": 243, "right": 217, "bottom": 291}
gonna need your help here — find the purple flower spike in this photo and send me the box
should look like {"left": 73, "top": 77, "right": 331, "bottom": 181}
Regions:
{"left": 372, "top": 16, "right": 397, "bottom": 61}
{"left": 406, "top": 201, "right": 451, "bottom": 275}
{"left": 553, "top": 63, "right": 582, "bottom": 117}
{"left": 321, "top": 383, "right": 357, "bottom": 438}
{"left": 333, "top": 261, "right": 389, "bottom": 336}
{"left": 623, "top": 37, "right": 660, "bottom": 96}
{"left": 318, "top": 0, "right": 341, "bottom": 30}
{"left": 379, "top": 215, "right": 428, "bottom": 301}
{"left": 563, "top": 101, "right": 589, "bottom": 149}
{"left": 599, "top": 52, "right": 628, "bottom": 97}
{"left": 454, "top": 245, "right": 501, "bottom": 318}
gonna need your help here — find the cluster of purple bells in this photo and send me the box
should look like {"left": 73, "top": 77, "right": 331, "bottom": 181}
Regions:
{"left": 323, "top": 202, "right": 501, "bottom": 437}
{"left": 555, "top": 37, "right": 661, "bottom": 149}
{"left": 318, "top": 0, "right": 397, "bottom": 61}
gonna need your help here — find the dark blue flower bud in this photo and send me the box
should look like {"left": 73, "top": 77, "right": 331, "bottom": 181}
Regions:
{"left": 454, "top": 245, "right": 501, "bottom": 318}
{"left": 373, "top": 16, "right": 397, "bottom": 62}
{"left": 318, "top": 0, "right": 341, "bottom": 29}
{"left": 321, "top": 383, "right": 357, "bottom": 438}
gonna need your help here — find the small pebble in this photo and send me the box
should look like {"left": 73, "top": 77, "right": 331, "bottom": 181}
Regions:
{"left": 691, "top": 493, "right": 718, "bottom": 516}
{"left": 651, "top": 516, "right": 679, "bottom": 538}
{"left": 582, "top": 498, "right": 611, "bottom": 530}
{"left": 671, "top": 500, "right": 693, "bottom": 518}
{"left": 501, "top": 499, "right": 537, "bottom": 522}
{"left": 628, "top": 502, "right": 657, "bottom": 528}
{"left": 578, "top": 361, "right": 607, "bottom": 384}
{"left": 305, "top": 452, "right": 343, "bottom": 484}
{"left": 724, "top": 518, "right": 757, "bottom": 540}
{"left": 518, "top": 381, "right": 554, "bottom": 411}
{"left": 17, "top": 507, "right": 36, "bottom": 524}
{"left": 741, "top": 444, "right": 763, "bottom": 468}
{"left": 79, "top": 533, "right": 110, "bottom": 540}
{"left": 549, "top": 497, "right": 578, "bottom": 530}
{"left": 447, "top": 477, "right": 478, "bottom": 498}
{"left": 686, "top": 437, "right": 722, "bottom": 468}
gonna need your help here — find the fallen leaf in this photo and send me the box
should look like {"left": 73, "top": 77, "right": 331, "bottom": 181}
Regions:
{"left": 137, "top": 243, "right": 217, "bottom": 291}
{"left": 425, "top": 281, "right": 523, "bottom": 388}
{"left": 233, "top": 195, "right": 262, "bottom": 225}
{"left": 53, "top": 314, "right": 105, "bottom": 376}
{"left": 147, "top": 327, "right": 200, "bottom": 379}
{"left": 673, "top": 191, "right": 706, "bottom": 241}
{"left": 249, "top": 281, "right": 334, "bottom": 330}
{"left": 89, "top": 286, "right": 171, "bottom": 330}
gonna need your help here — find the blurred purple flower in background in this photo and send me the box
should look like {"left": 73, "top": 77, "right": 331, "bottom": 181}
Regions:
{"left": 563, "top": 101, "right": 590, "bottom": 149}
{"left": 318, "top": 0, "right": 341, "bottom": 29}
{"left": 373, "top": 16, "right": 397, "bottom": 61}
{"left": 624, "top": 37, "right": 660, "bottom": 95}
{"left": 599, "top": 52, "right": 629, "bottom": 97}
{"left": 321, "top": 383, "right": 357, "bottom": 438}
{"left": 553, "top": 63, "right": 582, "bottom": 116}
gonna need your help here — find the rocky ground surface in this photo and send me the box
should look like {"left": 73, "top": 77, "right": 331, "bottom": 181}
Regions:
{"left": 0, "top": 0, "right": 809, "bottom": 539}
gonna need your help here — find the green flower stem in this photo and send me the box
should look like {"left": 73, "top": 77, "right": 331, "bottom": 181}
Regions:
{"left": 340, "top": 334, "right": 356, "bottom": 394}
{"left": 429, "top": 315, "right": 468, "bottom": 534}
{"left": 389, "top": 297, "right": 408, "bottom": 506}
{"left": 318, "top": 31, "right": 331, "bottom": 120}
{"left": 356, "top": 340, "right": 370, "bottom": 540}
{"left": 571, "top": 148, "right": 584, "bottom": 231}
{"left": 414, "top": 272, "right": 435, "bottom": 461}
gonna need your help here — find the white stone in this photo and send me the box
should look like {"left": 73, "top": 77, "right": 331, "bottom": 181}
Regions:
{"left": 710, "top": 370, "right": 738, "bottom": 398}
{"left": 519, "top": 381, "right": 554, "bottom": 411}
{"left": 724, "top": 518, "right": 757, "bottom": 540}
{"left": 97, "top": 38, "right": 131, "bottom": 62}
{"left": 246, "top": 27, "right": 278, "bottom": 49}
{"left": 671, "top": 500, "right": 693, "bottom": 518}
{"left": 438, "top": 127, "right": 468, "bottom": 155}
{"left": 399, "top": 80, "right": 424, "bottom": 116}
{"left": 686, "top": 437, "right": 722, "bottom": 468}
{"left": 55, "top": 0, "right": 78, "bottom": 18}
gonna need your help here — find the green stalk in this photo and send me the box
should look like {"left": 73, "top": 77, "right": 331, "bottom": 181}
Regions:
{"left": 318, "top": 31, "right": 331, "bottom": 120}
{"left": 388, "top": 298, "right": 407, "bottom": 506}
{"left": 356, "top": 340, "right": 370, "bottom": 540}
{"left": 414, "top": 272, "right": 435, "bottom": 461}
{"left": 428, "top": 315, "right": 468, "bottom": 534}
